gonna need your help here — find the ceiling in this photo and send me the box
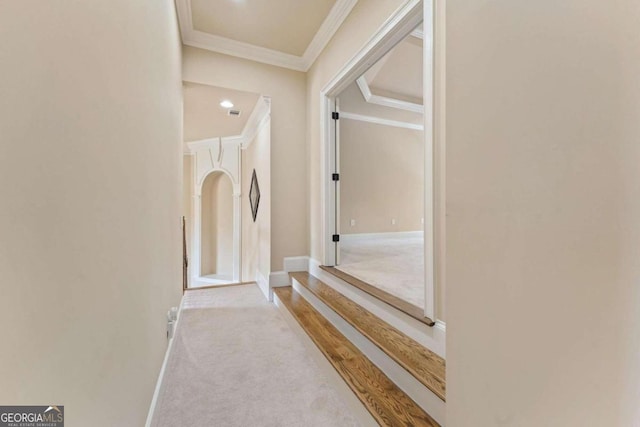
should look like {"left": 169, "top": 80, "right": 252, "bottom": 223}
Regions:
{"left": 176, "top": 0, "right": 358, "bottom": 71}
{"left": 183, "top": 82, "right": 260, "bottom": 142}
{"left": 363, "top": 35, "right": 423, "bottom": 104}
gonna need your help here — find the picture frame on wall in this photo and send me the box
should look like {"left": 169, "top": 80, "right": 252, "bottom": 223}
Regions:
{"left": 249, "top": 169, "right": 260, "bottom": 222}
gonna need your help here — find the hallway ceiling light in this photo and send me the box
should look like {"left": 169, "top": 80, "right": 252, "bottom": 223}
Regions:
{"left": 220, "top": 100, "right": 234, "bottom": 108}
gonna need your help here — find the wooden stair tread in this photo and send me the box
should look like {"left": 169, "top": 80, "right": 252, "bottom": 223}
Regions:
{"left": 319, "top": 266, "right": 435, "bottom": 326}
{"left": 274, "top": 286, "right": 440, "bottom": 427}
{"left": 291, "top": 272, "right": 446, "bottom": 402}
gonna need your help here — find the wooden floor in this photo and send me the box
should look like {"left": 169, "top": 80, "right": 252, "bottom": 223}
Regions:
{"left": 274, "top": 286, "right": 440, "bottom": 427}
{"left": 292, "top": 272, "right": 446, "bottom": 402}
{"left": 320, "top": 266, "right": 435, "bottom": 326}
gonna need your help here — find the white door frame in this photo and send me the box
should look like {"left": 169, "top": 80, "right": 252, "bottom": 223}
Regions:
{"left": 319, "top": 0, "right": 445, "bottom": 322}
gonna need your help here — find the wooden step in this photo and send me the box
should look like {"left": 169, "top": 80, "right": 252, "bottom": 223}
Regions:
{"left": 274, "top": 286, "right": 440, "bottom": 427}
{"left": 291, "top": 272, "right": 446, "bottom": 402}
{"left": 320, "top": 265, "right": 435, "bottom": 326}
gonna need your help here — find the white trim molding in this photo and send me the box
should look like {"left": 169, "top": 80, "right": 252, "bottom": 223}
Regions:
{"left": 269, "top": 271, "right": 290, "bottom": 288}
{"left": 341, "top": 231, "right": 423, "bottom": 242}
{"left": 340, "top": 111, "right": 424, "bottom": 131}
{"left": 241, "top": 96, "right": 272, "bottom": 149}
{"left": 145, "top": 296, "right": 185, "bottom": 426}
{"left": 256, "top": 270, "right": 270, "bottom": 300}
{"left": 283, "top": 256, "right": 310, "bottom": 273}
{"left": 356, "top": 76, "right": 424, "bottom": 113}
{"left": 175, "top": 0, "right": 358, "bottom": 72}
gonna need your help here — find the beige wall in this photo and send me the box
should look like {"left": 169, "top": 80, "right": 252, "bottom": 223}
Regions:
{"left": 200, "top": 172, "right": 234, "bottom": 276}
{"left": 340, "top": 119, "right": 424, "bottom": 233}
{"left": 0, "top": 1, "right": 183, "bottom": 426}
{"left": 183, "top": 155, "right": 193, "bottom": 282}
{"left": 446, "top": 0, "right": 640, "bottom": 424}
{"left": 242, "top": 122, "right": 271, "bottom": 282}
{"left": 307, "top": 0, "right": 407, "bottom": 261}
{"left": 183, "top": 47, "right": 306, "bottom": 272}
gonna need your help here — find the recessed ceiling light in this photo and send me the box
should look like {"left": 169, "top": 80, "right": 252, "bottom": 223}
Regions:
{"left": 220, "top": 100, "right": 234, "bottom": 109}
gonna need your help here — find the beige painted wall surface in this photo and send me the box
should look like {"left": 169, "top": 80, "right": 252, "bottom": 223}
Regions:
{"left": 340, "top": 120, "right": 424, "bottom": 233}
{"left": 200, "top": 172, "right": 234, "bottom": 276}
{"left": 307, "top": 0, "right": 407, "bottom": 262}
{"left": 0, "top": 1, "right": 183, "bottom": 426}
{"left": 183, "top": 47, "right": 305, "bottom": 272}
{"left": 242, "top": 122, "right": 271, "bottom": 282}
{"left": 214, "top": 174, "right": 234, "bottom": 275}
{"left": 183, "top": 156, "right": 193, "bottom": 283}
{"left": 446, "top": 0, "right": 640, "bottom": 425}
{"left": 201, "top": 174, "right": 216, "bottom": 274}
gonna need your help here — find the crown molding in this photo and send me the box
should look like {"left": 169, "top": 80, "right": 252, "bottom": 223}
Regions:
{"left": 241, "top": 96, "right": 271, "bottom": 149}
{"left": 185, "top": 30, "right": 307, "bottom": 71}
{"left": 340, "top": 111, "right": 424, "bottom": 131}
{"left": 410, "top": 27, "right": 424, "bottom": 39}
{"left": 302, "top": 0, "right": 358, "bottom": 69}
{"left": 175, "top": 0, "right": 358, "bottom": 72}
{"left": 356, "top": 76, "right": 424, "bottom": 113}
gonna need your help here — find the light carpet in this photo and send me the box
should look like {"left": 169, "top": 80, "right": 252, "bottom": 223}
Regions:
{"left": 150, "top": 284, "right": 362, "bottom": 427}
{"left": 337, "top": 235, "right": 425, "bottom": 309}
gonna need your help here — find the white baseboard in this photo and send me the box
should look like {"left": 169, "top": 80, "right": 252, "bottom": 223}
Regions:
{"left": 291, "top": 276, "right": 445, "bottom": 425}
{"left": 268, "top": 256, "right": 310, "bottom": 290}
{"left": 145, "top": 295, "right": 185, "bottom": 427}
{"left": 341, "top": 231, "right": 424, "bottom": 242}
{"left": 256, "top": 270, "right": 270, "bottom": 301}
{"left": 269, "top": 271, "right": 289, "bottom": 287}
{"left": 283, "top": 256, "right": 310, "bottom": 272}
{"left": 309, "top": 258, "right": 446, "bottom": 358}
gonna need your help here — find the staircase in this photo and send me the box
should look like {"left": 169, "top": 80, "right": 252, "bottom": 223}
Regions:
{"left": 273, "top": 271, "right": 446, "bottom": 426}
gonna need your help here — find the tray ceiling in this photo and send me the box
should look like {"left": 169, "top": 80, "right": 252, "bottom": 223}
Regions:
{"left": 176, "top": 0, "right": 358, "bottom": 71}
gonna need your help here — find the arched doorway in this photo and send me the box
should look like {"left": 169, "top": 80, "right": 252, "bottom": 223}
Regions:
{"left": 200, "top": 171, "right": 234, "bottom": 283}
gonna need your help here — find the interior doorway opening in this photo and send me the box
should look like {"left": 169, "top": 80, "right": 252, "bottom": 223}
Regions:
{"left": 320, "top": 0, "right": 444, "bottom": 325}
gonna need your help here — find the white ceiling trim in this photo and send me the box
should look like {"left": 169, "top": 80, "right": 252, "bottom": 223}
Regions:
{"left": 176, "top": 0, "right": 358, "bottom": 72}
{"left": 356, "top": 76, "right": 424, "bottom": 113}
{"left": 410, "top": 28, "right": 424, "bottom": 39}
{"left": 340, "top": 111, "right": 424, "bottom": 131}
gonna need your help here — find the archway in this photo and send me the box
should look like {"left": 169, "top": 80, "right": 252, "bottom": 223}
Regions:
{"left": 200, "top": 171, "right": 235, "bottom": 282}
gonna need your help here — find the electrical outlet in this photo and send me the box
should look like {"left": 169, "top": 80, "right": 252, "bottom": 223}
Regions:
{"left": 421, "top": 218, "right": 425, "bottom": 225}
{"left": 350, "top": 219, "right": 356, "bottom": 227}
{"left": 391, "top": 219, "right": 397, "bottom": 225}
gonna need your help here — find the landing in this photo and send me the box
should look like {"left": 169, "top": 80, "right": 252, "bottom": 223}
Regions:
{"left": 150, "top": 283, "right": 363, "bottom": 427}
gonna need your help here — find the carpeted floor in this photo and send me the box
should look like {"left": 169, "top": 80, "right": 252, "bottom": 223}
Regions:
{"left": 150, "top": 284, "right": 362, "bottom": 427}
{"left": 337, "top": 235, "right": 425, "bottom": 309}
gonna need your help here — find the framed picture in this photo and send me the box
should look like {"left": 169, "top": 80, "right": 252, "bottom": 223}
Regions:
{"left": 249, "top": 169, "right": 260, "bottom": 222}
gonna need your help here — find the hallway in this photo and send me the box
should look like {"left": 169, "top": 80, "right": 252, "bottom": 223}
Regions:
{"left": 150, "top": 284, "right": 368, "bottom": 427}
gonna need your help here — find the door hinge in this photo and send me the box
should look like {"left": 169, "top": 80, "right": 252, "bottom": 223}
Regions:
{"left": 332, "top": 234, "right": 340, "bottom": 242}
{"left": 332, "top": 173, "right": 340, "bottom": 181}
{"left": 332, "top": 112, "right": 339, "bottom": 120}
